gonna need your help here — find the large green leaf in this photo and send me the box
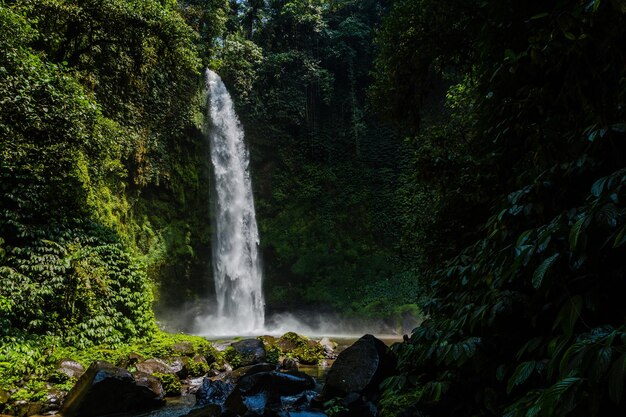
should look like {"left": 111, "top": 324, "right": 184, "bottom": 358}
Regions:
{"left": 532, "top": 253, "right": 559, "bottom": 289}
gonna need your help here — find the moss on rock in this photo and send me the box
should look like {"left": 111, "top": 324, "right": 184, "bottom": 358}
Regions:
{"left": 276, "top": 332, "right": 325, "bottom": 365}
{"left": 154, "top": 373, "right": 181, "bottom": 397}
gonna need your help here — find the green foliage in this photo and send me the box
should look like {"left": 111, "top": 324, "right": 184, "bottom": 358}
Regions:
{"left": 324, "top": 397, "right": 349, "bottom": 417}
{"left": 223, "top": 346, "right": 243, "bottom": 368}
{"left": 278, "top": 332, "right": 325, "bottom": 365}
{"left": 0, "top": 331, "right": 217, "bottom": 401}
{"left": 0, "top": 0, "right": 221, "bottom": 343}
{"left": 211, "top": 33, "right": 264, "bottom": 100}
{"left": 187, "top": 357, "right": 210, "bottom": 376}
{"left": 154, "top": 372, "right": 182, "bottom": 397}
{"left": 376, "top": 0, "right": 626, "bottom": 416}
{"left": 218, "top": 0, "right": 415, "bottom": 315}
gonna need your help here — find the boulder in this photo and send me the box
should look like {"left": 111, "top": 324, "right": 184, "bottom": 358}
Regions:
{"left": 322, "top": 334, "right": 396, "bottom": 399}
{"left": 196, "top": 378, "right": 234, "bottom": 407}
{"left": 136, "top": 358, "right": 174, "bottom": 375}
{"left": 61, "top": 361, "right": 165, "bottom": 417}
{"left": 56, "top": 359, "right": 85, "bottom": 379}
{"left": 276, "top": 333, "right": 324, "bottom": 365}
{"left": 182, "top": 376, "right": 206, "bottom": 396}
{"left": 225, "top": 371, "right": 316, "bottom": 416}
{"left": 281, "top": 357, "right": 299, "bottom": 371}
{"left": 228, "top": 339, "right": 266, "bottom": 368}
{"left": 231, "top": 363, "right": 276, "bottom": 381}
{"left": 165, "top": 356, "right": 189, "bottom": 378}
{"left": 319, "top": 338, "right": 337, "bottom": 359}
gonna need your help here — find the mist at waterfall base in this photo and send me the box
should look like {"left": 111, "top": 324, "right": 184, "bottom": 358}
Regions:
{"left": 187, "top": 69, "right": 413, "bottom": 339}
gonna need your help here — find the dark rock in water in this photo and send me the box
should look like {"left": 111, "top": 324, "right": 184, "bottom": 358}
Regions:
{"left": 56, "top": 359, "right": 85, "bottom": 379}
{"left": 323, "top": 334, "right": 396, "bottom": 398}
{"left": 180, "top": 404, "right": 221, "bottom": 417}
{"left": 230, "top": 339, "right": 267, "bottom": 367}
{"left": 225, "top": 371, "right": 316, "bottom": 415}
{"left": 61, "top": 361, "right": 165, "bottom": 417}
{"left": 196, "top": 378, "right": 234, "bottom": 407}
{"left": 280, "top": 390, "right": 317, "bottom": 409}
{"left": 231, "top": 363, "right": 276, "bottom": 380}
{"left": 136, "top": 358, "right": 175, "bottom": 375}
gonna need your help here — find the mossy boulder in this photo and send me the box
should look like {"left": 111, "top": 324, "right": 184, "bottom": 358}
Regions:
{"left": 136, "top": 358, "right": 174, "bottom": 375}
{"left": 154, "top": 373, "right": 181, "bottom": 397}
{"left": 186, "top": 355, "right": 210, "bottom": 376}
{"left": 276, "top": 332, "right": 325, "bottom": 365}
{"left": 225, "top": 339, "right": 266, "bottom": 369}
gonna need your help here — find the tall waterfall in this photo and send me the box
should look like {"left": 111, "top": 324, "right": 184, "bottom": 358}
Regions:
{"left": 205, "top": 68, "right": 264, "bottom": 335}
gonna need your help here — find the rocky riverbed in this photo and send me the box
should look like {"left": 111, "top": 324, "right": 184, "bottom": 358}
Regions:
{"left": 0, "top": 333, "right": 399, "bottom": 417}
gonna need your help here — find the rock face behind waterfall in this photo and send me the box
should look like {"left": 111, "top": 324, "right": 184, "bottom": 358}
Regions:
{"left": 323, "top": 334, "right": 396, "bottom": 398}
{"left": 61, "top": 361, "right": 165, "bottom": 417}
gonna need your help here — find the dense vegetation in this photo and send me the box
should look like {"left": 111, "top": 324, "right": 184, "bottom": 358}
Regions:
{"left": 217, "top": 0, "right": 419, "bottom": 319}
{"left": 0, "top": 0, "right": 224, "bottom": 396}
{"left": 0, "top": 0, "right": 224, "bottom": 344}
{"left": 374, "top": 0, "right": 626, "bottom": 416}
{"left": 2, "top": 0, "right": 626, "bottom": 416}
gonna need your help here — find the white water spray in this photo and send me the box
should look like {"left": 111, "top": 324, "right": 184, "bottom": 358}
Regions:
{"left": 202, "top": 69, "right": 264, "bottom": 335}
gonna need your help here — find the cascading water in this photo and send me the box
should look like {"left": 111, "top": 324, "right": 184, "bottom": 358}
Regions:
{"left": 204, "top": 68, "right": 264, "bottom": 335}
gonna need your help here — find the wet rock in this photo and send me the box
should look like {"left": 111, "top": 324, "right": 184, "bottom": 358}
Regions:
{"left": 319, "top": 338, "right": 337, "bottom": 359}
{"left": 13, "top": 400, "right": 42, "bottom": 417}
{"left": 56, "top": 359, "right": 85, "bottom": 380}
{"left": 165, "top": 356, "right": 189, "bottom": 378}
{"left": 196, "top": 378, "right": 234, "bottom": 407}
{"left": 182, "top": 376, "right": 206, "bottom": 396}
{"left": 39, "top": 388, "right": 65, "bottom": 414}
{"left": 281, "top": 357, "right": 299, "bottom": 371}
{"left": 322, "top": 334, "right": 396, "bottom": 399}
{"left": 231, "top": 363, "right": 276, "bottom": 381}
{"left": 61, "top": 361, "right": 165, "bottom": 417}
{"left": 228, "top": 339, "right": 266, "bottom": 368}
{"left": 224, "top": 371, "right": 316, "bottom": 416}
{"left": 136, "top": 358, "right": 174, "bottom": 375}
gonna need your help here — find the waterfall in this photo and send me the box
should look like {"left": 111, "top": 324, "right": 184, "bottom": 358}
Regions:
{"left": 205, "top": 68, "right": 264, "bottom": 335}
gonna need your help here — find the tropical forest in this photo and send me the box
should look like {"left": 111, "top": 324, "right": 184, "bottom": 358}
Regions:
{"left": 0, "top": 0, "right": 625, "bottom": 416}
